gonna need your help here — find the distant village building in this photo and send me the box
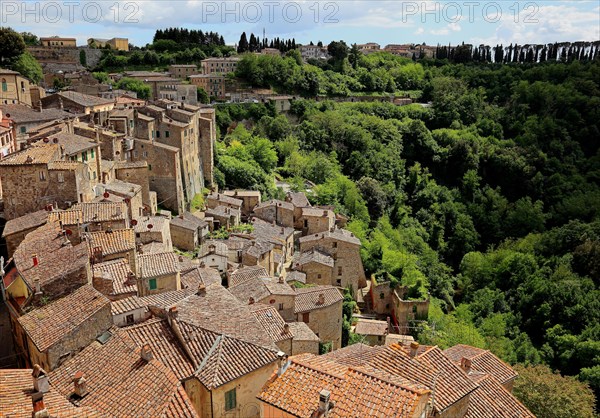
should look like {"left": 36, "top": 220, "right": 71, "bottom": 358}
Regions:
{"left": 87, "top": 37, "right": 129, "bottom": 51}
{"left": 40, "top": 36, "right": 77, "bottom": 48}
{"left": 200, "top": 57, "right": 240, "bottom": 75}
{"left": 169, "top": 64, "right": 199, "bottom": 79}
{"left": 0, "top": 68, "right": 34, "bottom": 106}
{"left": 189, "top": 74, "right": 225, "bottom": 99}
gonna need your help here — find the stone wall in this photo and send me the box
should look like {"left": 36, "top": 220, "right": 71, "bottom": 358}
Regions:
{"left": 296, "top": 262, "right": 333, "bottom": 287}
{"left": 297, "top": 300, "right": 343, "bottom": 350}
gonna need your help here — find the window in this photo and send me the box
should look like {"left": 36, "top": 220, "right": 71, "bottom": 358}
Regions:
{"left": 302, "top": 312, "right": 309, "bottom": 323}
{"left": 317, "top": 274, "right": 322, "bottom": 279}
{"left": 57, "top": 172, "right": 64, "bottom": 183}
{"left": 1, "top": 79, "right": 6, "bottom": 92}
{"left": 278, "top": 303, "right": 284, "bottom": 311}
{"left": 149, "top": 278, "right": 157, "bottom": 290}
{"left": 82, "top": 151, "right": 87, "bottom": 162}
{"left": 165, "top": 131, "right": 170, "bottom": 138}
{"left": 225, "top": 388, "right": 236, "bottom": 411}
{"left": 333, "top": 242, "right": 337, "bottom": 248}
{"left": 20, "top": 126, "right": 26, "bottom": 133}
{"left": 156, "top": 130, "right": 160, "bottom": 138}
{"left": 148, "top": 164, "right": 152, "bottom": 171}
{"left": 39, "top": 171, "right": 46, "bottom": 181}
{"left": 143, "top": 151, "right": 148, "bottom": 158}
{"left": 126, "top": 314, "right": 134, "bottom": 325}
{"left": 338, "top": 266, "right": 342, "bottom": 276}
{"left": 90, "top": 148, "right": 95, "bottom": 159}
{"left": 336, "top": 279, "right": 341, "bottom": 286}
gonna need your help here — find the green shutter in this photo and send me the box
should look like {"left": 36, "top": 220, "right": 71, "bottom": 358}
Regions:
{"left": 225, "top": 388, "right": 236, "bottom": 411}
{"left": 149, "top": 278, "right": 157, "bottom": 290}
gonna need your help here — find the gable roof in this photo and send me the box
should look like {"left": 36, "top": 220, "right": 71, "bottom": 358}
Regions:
{"left": 87, "top": 228, "right": 135, "bottom": 256}
{"left": 18, "top": 285, "right": 109, "bottom": 352}
{"left": 123, "top": 318, "right": 195, "bottom": 380}
{"left": 92, "top": 258, "right": 136, "bottom": 296}
{"left": 138, "top": 252, "right": 179, "bottom": 279}
{"left": 0, "top": 143, "right": 59, "bottom": 166}
{"left": 111, "top": 288, "right": 193, "bottom": 316}
{"left": 294, "top": 286, "right": 343, "bottom": 314}
{"left": 299, "top": 228, "right": 361, "bottom": 246}
{"left": 170, "top": 211, "right": 207, "bottom": 230}
{"left": 286, "top": 192, "right": 310, "bottom": 208}
{"left": 258, "top": 353, "right": 430, "bottom": 418}
{"left": 48, "top": 327, "right": 198, "bottom": 417}
{"left": 465, "top": 373, "right": 535, "bottom": 418}
{"left": 176, "top": 320, "right": 279, "bottom": 390}
{"left": 354, "top": 318, "right": 389, "bottom": 336}
{"left": 249, "top": 304, "right": 294, "bottom": 342}
{"left": 0, "top": 369, "right": 101, "bottom": 417}
{"left": 207, "top": 193, "right": 243, "bottom": 207}
{"left": 229, "top": 276, "right": 295, "bottom": 304}
{"left": 2, "top": 209, "right": 48, "bottom": 237}
{"left": 54, "top": 91, "right": 114, "bottom": 107}
{"left": 443, "top": 344, "right": 518, "bottom": 385}
{"left": 13, "top": 220, "right": 89, "bottom": 293}
{"left": 295, "top": 248, "right": 335, "bottom": 268}
{"left": 229, "top": 265, "right": 269, "bottom": 287}
{"left": 254, "top": 199, "right": 294, "bottom": 212}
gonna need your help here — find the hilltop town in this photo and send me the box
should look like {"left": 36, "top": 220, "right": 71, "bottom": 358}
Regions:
{"left": 2, "top": 26, "right": 597, "bottom": 417}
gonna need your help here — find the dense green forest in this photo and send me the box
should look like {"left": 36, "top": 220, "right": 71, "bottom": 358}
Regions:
{"left": 214, "top": 56, "right": 600, "bottom": 414}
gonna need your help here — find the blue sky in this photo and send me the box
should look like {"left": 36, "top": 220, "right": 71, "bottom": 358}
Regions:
{"left": 2, "top": 1, "right": 599, "bottom": 47}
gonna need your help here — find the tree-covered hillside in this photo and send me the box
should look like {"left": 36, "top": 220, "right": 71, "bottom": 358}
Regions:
{"left": 214, "top": 56, "right": 600, "bottom": 414}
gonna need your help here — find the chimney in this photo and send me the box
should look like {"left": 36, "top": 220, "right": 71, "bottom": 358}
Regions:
{"left": 58, "top": 97, "right": 64, "bottom": 110}
{"left": 283, "top": 323, "right": 290, "bottom": 334}
{"left": 197, "top": 283, "right": 206, "bottom": 295}
{"left": 32, "top": 254, "right": 39, "bottom": 267}
{"left": 319, "top": 389, "right": 331, "bottom": 414}
{"left": 178, "top": 255, "right": 184, "bottom": 262}
{"left": 276, "top": 351, "right": 288, "bottom": 376}
{"left": 460, "top": 357, "right": 472, "bottom": 374}
{"left": 32, "top": 364, "right": 49, "bottom": 393}
{"left": 280, "top": 227, "right": 284, "bottom": 234}
{"left": 323, "top": 210, "right": 328, "bottom": 216}
{"left": 168, "top": 306, "right": 178, "bottom": 320}
{"left": 31, "top": 392, "right": 49, "bottom": 418}
{"left": 386, "top": 316, "right": 391, "bottom": 334}
{"left": 409, "top": 341, "right": 419, "bottom": 358}
{"left": 140, "top": 344, "right": 153, "bottom": 362}
{"left": 317, "top": 293, "right": 325, "bottom": 305}
{"left": 278, "top": 276, "right": 284, "bottom": 284}
{"left": 38, "top": 100, "right": 43, "bottom": 112}
{"left": 72, "top": 371, "right": 88, "bottom": 397}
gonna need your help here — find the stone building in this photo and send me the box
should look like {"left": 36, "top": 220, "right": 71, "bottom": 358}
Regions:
{"left": 294, "top": 286, "right": 343, "bottom": 350}
{"left": 136, "top": 251, "right": 181, "bottom": 296}
{"left": 41, "top": 91, "right": 114, "bottom": 124}
{"left": 0, "top": 104, "right": 72, "bottom": 149}
{"left": 40, "top": 37, "right": 77, "bottom": 47}
{"left": 189, "top": 74, "right": 225, "bottom": 98}
{"left": 0, "top": 68, "right": 33, "bottom": 106}
{"left": 241, "top": 240, "right": 274, "bottom": 276}
{"left": 16, "top": 285, "right": 111, "bottom": 371}
{"left": 87, "top": 37, "right": 129, "bottom": 51}
{"left": 1, "top": 210, "right": 48, "bottom": 257}
{"left": 91, "top": 257, "right": 137, "bottom": 300}
{"left": 297, "top": 207, "right": 335, "bottom": 236}
{"left": 228, "top": 276, "right": 296, "bottom": 321}
{"left": 206, "top": 192, "right": 242, "bottom": 211}
{"left": 293, "top": 248, "right": 334, "bottom": 286}
{"left": 223, "top": 190, "right": 261, "bottom": 219}
{"left": 134, "top": 215, "right": 172, "bottom": 249}
{"left": 200, "top": 57, "right": 240, "bottom": 75}
{"left": 299, "top": 228, "right": 367, "bottom": 294}
{"left": 353, "top": 318, "right": 390, "bottom": 346}
{"left": 87, "top": 228, "right": 136, "bottom": 270}
{"left": 197, "top": 240, "right": 229, "bottom": 273}
{"left": 252, "top": 199, "right": 295, "bottom": 228}
{"left": 206, "top": 205, "right": 241, "bottom": 229}
{"left": 169, "top": 64, "right": 199, "bottom": 79}
{"left": 170, "top": 212, "right": 209, "bottom": 251}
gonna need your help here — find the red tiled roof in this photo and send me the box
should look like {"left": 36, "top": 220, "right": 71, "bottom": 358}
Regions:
{"left": 443, "top": 344, "right": 518, "bottom": 385}
{"left": 111, "top": 288, "right": 193, "bottom": 316}
{"left": 465, "top": 374, "right": 535, "bottom": 418}
{"left": 176, "top": 320, "right": 280, "bottom": 389}
{"left": 92, "top": 258, "right": 136, "bottom": 296}
{"left": 123, "top": 318, "right": 195, "bottom": 380}
{"left": 258, "top": 354, "right": 430, "bottom": 418}
{"left": 229, "top": 265, "right": 269, "bottom": 287}
{"left": 250, "top": 304, "right": 294, "bottom": 342}
{"left": 18, "top": 285, "right": 110, "bottom": 352}
{"left": 138, "top": 252, "right": 179, "bottom": 278}
{"left": 229, "top": 276, "right": 294, "bottom": 304}
{"left": 87, "top": 228, "right": 135, "bottom": 256}
{"left": 48, "top": 327, "right": 198, "bottom": 417}
{"left": 0, "top": 369, "right": 101, "bottom": 417}
{"left": 299, "top": 228, "right": 361, "bottom": 246}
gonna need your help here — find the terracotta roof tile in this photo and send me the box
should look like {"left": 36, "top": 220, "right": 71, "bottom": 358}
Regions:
{"left": 13, "top": 220, "right": 89, "bottom": 293}
{"left": 138, "top": 252, "right": 179, "bottom": 278}
{"left": 123, "top": 318, "right": 195, "bottom": 380}
{"left": 92, "top": 258, "right": 136, "bottom": 296}
{"left": 443, "top": 344, "right": 518, "bottom": 385}
{"left": 295, "top": 248, "right": 334, "bottom": 268}
{"left": 48, "top": 327, "right": 198, "bottom": 417}
{"left": 207, "top": 193, "right": 243, "bottom": 207}
{"left": 229, "top": 265, "right": 269, "bottom": 286}
{"left": 176, "top": 320, "right": 279, "bottom": 390}
{"left": 294, "top": 286, "right": 343, "bottom": 313}
{"left": 249, "top": 304, "right": 294, "bottom": 342}
{"left": 286, "top": 192, "right": 310, "bottom": 208}
{"left": 0, "top": 369, "right": 101, "bottom": 417}
{"left": 465, "top": 374, "right": 535, "bottom": 418}
{"left": 299, "top": 228, "right": 361, "bottom": 246}
{"left": 288, "top": 321, "right": 319, "bottom": 341}
{"left": 354, "top": 318, "right": 389, "bottom": 336}
{"left": 254, "top": 199, "right": 294, "bottom": 212}
{"left": 87, "top": 228, "right": 135, "bottom": 256}
{"left": 258, "top": 354, "right": 429, "bottom": 418}
{"left": 0, "top": 143, "right": 59, "bottom": 165}
{"left": 1, "top": 209, "right": 48, "bottom": 237}
{"left": 111, "top": 288, "right": 193, "bottom": 316}
{"left": 18, "top": 285, "right": 110, "bottom": 352}
{"left": 170, "top": 211, "right": 207, "bottom": 230}
{"left": 55, "top": 91, "right": 114, "bottom": 107}
{"left": 229, "top": 276, "right": 294, "bottom": 304}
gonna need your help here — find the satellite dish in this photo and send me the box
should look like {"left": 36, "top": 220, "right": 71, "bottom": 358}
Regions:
{"left": 5, "top": 113, "right": 10, "bottom": 118}
{"left": 43, "top": 137, "right": 50, "bottom": 143}
{"left": 52, "top": 138, "right": 59, "bottom": 143}
{"left": 103, "top": 192, "right": 110, "bottom": 198}
{"left": 124, "top": 198, "right": 130, "bottom": 203}
{"left": 131, "top": 219, "right": 138, "bottom": 226}
{"left": 147, "top": 224, "right": 153, "bottom": 229}
{"left": 65, "top": 229, "right": 73, "bottom": 236}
